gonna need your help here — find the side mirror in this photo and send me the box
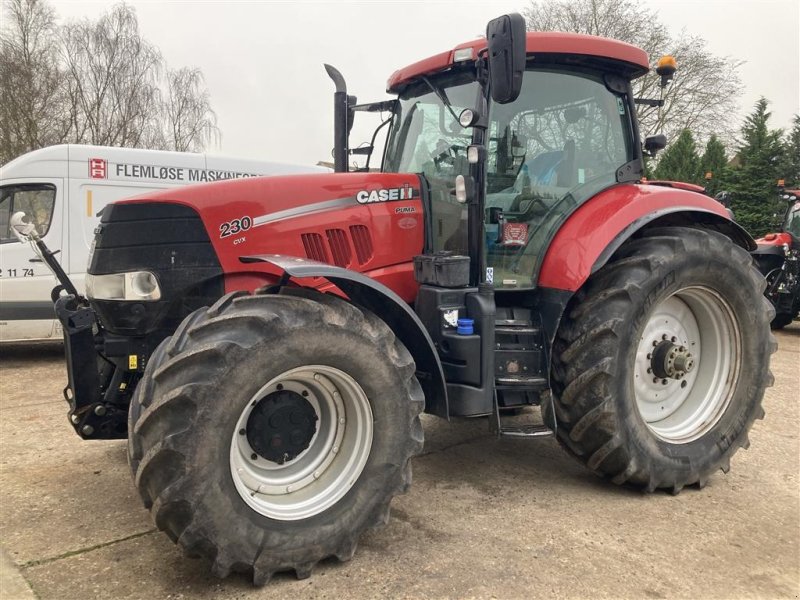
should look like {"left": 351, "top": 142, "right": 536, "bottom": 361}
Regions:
{"left": 644, "top": 134, "right": 667, "bottom": 157}
{"left": 9, "top": 211, "right": 37, "bottom": 241}
{"left": 714, "top": 191, "right": 731, "bottom": 207}
{"left": 486, "top": 13, "right": 526, "bottom": 104}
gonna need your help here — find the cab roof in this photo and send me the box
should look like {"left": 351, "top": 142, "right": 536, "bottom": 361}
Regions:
{"left": 387, "top": 31, "right": 650, "bottom": 93}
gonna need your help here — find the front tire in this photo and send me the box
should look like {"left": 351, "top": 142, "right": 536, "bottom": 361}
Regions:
{"left": 550, "top": 227, "right": 776, "bottom": 492}
{"left": 128, "top": 289, "right": 424, "bottom": 584}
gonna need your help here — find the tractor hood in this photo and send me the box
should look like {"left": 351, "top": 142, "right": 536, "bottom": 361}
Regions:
{"left": 110, "top": 171, "right": 425, "bottom": 299}
{"left": 755, "top": 231, "right": 793, "bottom": 249}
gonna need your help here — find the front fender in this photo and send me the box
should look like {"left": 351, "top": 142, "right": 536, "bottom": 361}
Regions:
{"left": 539, "top": 184, "right": 755, "bottom": 292}
{"left": 240, "top": 254, "right": 448, "bottom": 418}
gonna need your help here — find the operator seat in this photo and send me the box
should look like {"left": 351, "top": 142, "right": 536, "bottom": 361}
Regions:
{"left": 556, "top": 139, "right": 576, "bottom": 187}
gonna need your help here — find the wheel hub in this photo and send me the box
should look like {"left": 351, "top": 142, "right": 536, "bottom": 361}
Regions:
{"left": 633, "top": 287, "right": 740, "bottom": 444}
{"left": 246, "top": 389, "right": 318, "bottom": 464}
{"left": 650, "top": 340, "right": 695, "bottom": 380}
{"left": 230, "top": 365, "right": 374, "bottom": 521}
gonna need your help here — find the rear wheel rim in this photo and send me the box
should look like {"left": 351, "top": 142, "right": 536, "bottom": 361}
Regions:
{"left": 633, "top": 286, "right": 741, "bottom": 444}
{"left": 230, "top": 365, "right": 373, "bottom": 520}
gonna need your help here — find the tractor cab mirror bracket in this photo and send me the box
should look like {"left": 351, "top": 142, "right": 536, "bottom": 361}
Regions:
{"left": 486, "top": 13, "right": 526, "bottom": 104}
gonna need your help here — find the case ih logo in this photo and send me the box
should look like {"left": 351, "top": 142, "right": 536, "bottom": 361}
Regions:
{"left": 89, "top": 158, "right": 107, "bottom": 179}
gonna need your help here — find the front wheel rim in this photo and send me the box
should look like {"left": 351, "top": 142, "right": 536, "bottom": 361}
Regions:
{"left": 230, "top": 365, "right": 373, "bottom": 521}
{"left": 633, "top": 286, "right": 742, "bottom": 444}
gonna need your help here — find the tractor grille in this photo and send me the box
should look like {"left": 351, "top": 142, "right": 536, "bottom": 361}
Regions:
{"left": 89, "top": 201, "right": 223, "bottom": 336}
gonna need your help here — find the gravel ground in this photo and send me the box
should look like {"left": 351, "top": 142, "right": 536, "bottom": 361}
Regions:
{"left": 0, "top": 324, "right": 798, "bottom": 599}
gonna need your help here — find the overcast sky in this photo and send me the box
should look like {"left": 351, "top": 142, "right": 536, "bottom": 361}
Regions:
{"left": 41, "top": 0, "right": 800, "bottom": 166}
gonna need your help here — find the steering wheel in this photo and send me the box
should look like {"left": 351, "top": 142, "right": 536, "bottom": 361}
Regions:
{"left": 432, "top": 140, "right": 467, "bottom": 169}
{"left": 506, "top": 192, "right": 550, "bottom": 220}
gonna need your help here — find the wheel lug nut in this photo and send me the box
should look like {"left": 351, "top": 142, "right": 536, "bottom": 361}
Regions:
{"left": 662, "top": 334, "right": 668, "bottom": 340}
{"left": 251, "top": 453, "right": 257, "bottom": 460}
{"left": 653, "top": 377, "right": 659, "bottom": 383}
{"left": 661, "top": 379, "right": 668, "bottom": 385}
{"left": 653, "top": 341, "right": 658, "bottom": 347}
{"left": 646, "top": 368, "right": 652, "bottom": 374}
{"left": 671, "top": 336, "right": 677, "bottom": 342}
{"left": 647, "top": 353, "right": 652, "bottom": 360}
{"left": 239, "top": 428, "right": 246, "bottom": 435}
{"left": 681, "top": 381, "right": 687, "bottom": 388}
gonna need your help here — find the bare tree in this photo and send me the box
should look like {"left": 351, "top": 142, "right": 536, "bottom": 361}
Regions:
{"left": 523, "top": 0, "right": 742, "bottom": 146}
{"left": 59, "top": 3, "right": 163, "bottom": 148}
{"left": 0, "top": 0, "right": 70, "bottom": 164}
{"left": 162, "top": 67, "right": 219, "bottom": 152}
{"left": 1, "top": 0, "right": 220, "bottom": 164}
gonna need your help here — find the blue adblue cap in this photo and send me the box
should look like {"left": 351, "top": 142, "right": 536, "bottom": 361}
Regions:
{"left": 457, "top": 318, "right": 474, "bottom": 335}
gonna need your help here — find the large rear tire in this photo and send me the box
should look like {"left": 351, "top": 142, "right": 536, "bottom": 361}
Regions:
{"left": 128, "top": 288, "right": 424, "bottom": 584}
{"left": 549, "top": 227, "right": 776, "bottom": 492}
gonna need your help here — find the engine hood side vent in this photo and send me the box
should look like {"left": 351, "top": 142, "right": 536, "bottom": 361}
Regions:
{"left": 301, "top": 232, "right": 329, "bottom": 263}
{"left": 326, "top": 228, "right": 352, "bottom": 268}
{"left": 349, "top": 225, "right": 374, "bottom": 265}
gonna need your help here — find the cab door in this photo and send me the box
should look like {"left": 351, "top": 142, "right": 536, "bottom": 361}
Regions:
{"left": 0, "top": 178, "right": 64, "bottom": 341}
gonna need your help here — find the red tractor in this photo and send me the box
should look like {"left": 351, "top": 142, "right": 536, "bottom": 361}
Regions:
{"left": 15, "top": 14, "right": 774, "bottom": 585}
{"left": 753, "top": 187, "right": 800, "bottom": 328}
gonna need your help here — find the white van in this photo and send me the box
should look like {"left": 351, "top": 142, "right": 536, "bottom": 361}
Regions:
{"left": 0, "top": 144, "right": 326, "bottom": 342}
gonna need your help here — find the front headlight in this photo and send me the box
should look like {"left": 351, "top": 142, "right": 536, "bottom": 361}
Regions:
{"left": 86, "top": 271, "right": 162, "bottom": 301}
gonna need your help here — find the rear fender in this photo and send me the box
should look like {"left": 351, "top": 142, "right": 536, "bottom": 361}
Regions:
{"left": 538, "top": 184, "right": 755, "bottom": 292}
{"left": 240, "top": 254, "right": 448, "bottom": 418}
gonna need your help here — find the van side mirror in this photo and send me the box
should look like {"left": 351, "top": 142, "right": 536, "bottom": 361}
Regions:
{"left": 644, "top": 134, "right": 667, "bottom": 157}
{"left": 486, "top": 13, "right": 526, "bottom": 104}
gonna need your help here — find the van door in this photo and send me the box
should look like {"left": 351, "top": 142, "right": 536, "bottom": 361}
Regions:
{"left": 0, "top": 178, "right": 64, "bottom": 341}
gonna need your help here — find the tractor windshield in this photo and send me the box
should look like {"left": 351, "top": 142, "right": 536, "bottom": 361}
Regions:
{"left": 384, "top": 70, "right": 480, "bottom": 255}
{"left": 785, "top": 203, "right": 800, "bottom": 239}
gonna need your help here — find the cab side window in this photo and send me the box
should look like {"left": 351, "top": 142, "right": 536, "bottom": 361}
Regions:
{"left": 0, "top": 185, "right": 56, "bottom": 243}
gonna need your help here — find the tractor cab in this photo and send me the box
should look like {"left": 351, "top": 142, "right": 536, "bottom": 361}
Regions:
{"left": 338, "top": 20, "right": 650, "bottom": 291}
{"left": 383, "top": 54, "right": 640, "bottom": 289}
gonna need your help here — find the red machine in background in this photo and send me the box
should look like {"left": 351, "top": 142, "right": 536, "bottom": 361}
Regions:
{"left": 753, "top": 187, "right": 800, "bottom": 328}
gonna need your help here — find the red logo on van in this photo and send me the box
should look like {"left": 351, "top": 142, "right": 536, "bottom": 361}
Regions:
{"left": 89, "top": 158, "right": 107, "bottom": 179}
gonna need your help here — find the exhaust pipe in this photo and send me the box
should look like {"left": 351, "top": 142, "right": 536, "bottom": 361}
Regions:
{"left": 324, "top": 64, "right": 355, "bottom": 173}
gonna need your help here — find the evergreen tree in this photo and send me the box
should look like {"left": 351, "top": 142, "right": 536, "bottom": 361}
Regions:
{"left": 699, "top": 135, "right": 728, "bottom": 196}
{"left": 653, "top": 129, "right": 702, "bottom": 183}
{"left": 730, "top": 98, "right": 784, "bottom": 236}
{"left": 778, "top": 114, "right": 800, "bottom": 187}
